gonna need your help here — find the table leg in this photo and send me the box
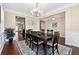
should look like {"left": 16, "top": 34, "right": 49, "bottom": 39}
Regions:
{"left": 29, "top": 38, "right": 31, "bottom": 48}
{"left": 43, "top": 42, "right": 47, "bottom": 55}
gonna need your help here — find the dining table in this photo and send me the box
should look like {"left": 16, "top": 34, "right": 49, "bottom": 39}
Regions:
{"left": 27, "top": 32, "right": 53, "bottom": 55}
{"left": 38, "top": 34, "right": 52, "bottom": 55}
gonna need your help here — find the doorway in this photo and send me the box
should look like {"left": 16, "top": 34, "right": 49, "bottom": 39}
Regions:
{"left": 15, "top": 16, "right": 25, "bottom": 41}
{"left": 40, "top": 20, "right": 45, "bottom": 30}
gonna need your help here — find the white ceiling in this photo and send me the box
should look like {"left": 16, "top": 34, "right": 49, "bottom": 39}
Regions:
{"left": 3, "top": 3, "right": 69, "bottom": 16}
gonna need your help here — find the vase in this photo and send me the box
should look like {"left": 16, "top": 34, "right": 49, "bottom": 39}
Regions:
{"left": 9, "top": 37, "right": 13, "bottom": 43}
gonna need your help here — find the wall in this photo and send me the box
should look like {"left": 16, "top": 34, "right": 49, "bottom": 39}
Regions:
{"left": 4, "top": 11, "right": 40, "bottom": 41}
{"left": 0, "top": 4, "right": 5, "bottom": 54}
{"left": 39, "top": 4, "right": 79, "bottom": 47}
{"left": 40, "top": 12, "right": 65, "bottom": 37}
{"left": 4, "top": 11, "right": 25, "bottom": 41}
{"left": 4, "top": 11, "right": 16, "bottom": 29}
{"left": 4, "top": 11, "right": 40, "bottom": 31}
{"left": 25, "top": 16, "right": 40, "bottom": 31}
{"left": 57, "top": 16, "right": 65, "bottom": 37}
{"left": 65, "top": 5, "right": 79, "bottom": 47}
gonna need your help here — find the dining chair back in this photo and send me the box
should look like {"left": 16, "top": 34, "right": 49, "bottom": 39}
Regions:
{"left": 41, "top": 29, "right": 45, "bottom": 35}
{"left": 52, "top": 31, "right": 60, "bottom": 55}
{"left": 47, "top": 30, "right": 53, "bottom": 36}
{"left": 53, "top": 31, "right": 60, "bottom": 45}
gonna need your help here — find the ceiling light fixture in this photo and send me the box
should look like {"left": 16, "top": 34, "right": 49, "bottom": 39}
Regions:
{"left": 30, "top": 3, "right": 43, "bottom": 17}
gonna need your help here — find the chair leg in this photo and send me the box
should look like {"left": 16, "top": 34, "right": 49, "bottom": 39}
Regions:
{"left": 47, "top": 45, "right": 50, "bottom": 48}
{"left": 52, "top": 46, "right": 54, "bottom": 55}
{"left": 37, "top": 44, "right": 39, "bottom": 55}
{"left": 26, "top": 40, "right": 28, "bottom": 45}
{"left": 29, "top": 39, "right": 31, "bottom": 48}
{"left": 26, "top": 38, "right": 28, "bottom": 45}
{"left": 43, "top": 43, "right": 47, "bottom": 55}
{"left": 32, "top": 43, "right": 34, "bottom": 50}
{"left": 56, "top": 45, "right": 59, "bottom": 54}
{"left": 42, "top": 43, "right": 45, "bottom": 54}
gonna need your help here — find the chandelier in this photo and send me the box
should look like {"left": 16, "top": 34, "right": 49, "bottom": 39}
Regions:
{"left": 30, "top": 3, "right": 43, "bottom": 17}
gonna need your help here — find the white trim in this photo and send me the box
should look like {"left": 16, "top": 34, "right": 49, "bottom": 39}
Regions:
{"left": 5, "top": 8, "right": 26, "bottom": 17}
{"left": 4, "top": 8, "right": 37, "bottom": 18}
{"left": 4, "top": 4, "right": 79, "bottom": 19}
{"left": 38, "top": 3, "right": 79, "bottom": 19}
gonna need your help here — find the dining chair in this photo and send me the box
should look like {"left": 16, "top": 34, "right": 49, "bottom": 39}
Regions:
{"left": 40, "top": 29, "right": 45, "bottom": 35}
{"left": 26, "top": 29, "right": 32, "bottom": 48}
{"left": 31, "top": 35, "right": 44, "bottom": 55}
{"left": 47, "top": 31, "right": 60, "bottom": 55}
{"left": 27, "top": 31, "right": 39, "bottom": 48}
{"left": 47, "top": 30, "right": 53, "bottom": 42}
{"left": 31, "top": 31, "right": 37, "bottom": 35}
{"left": 22, "top": 29, "right": 25, "bottom": 39}
{"left": 47, "top": 29, "right": 53, "bottom": 36}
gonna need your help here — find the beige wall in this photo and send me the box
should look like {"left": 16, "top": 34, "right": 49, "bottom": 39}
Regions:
{"left": 65, "top": 5, "right": 79, "bottom": 47}
{"left": 25, "top": 17, "right": 40, "bottom": 31}
{"left": 4, "top": 11, "right": 40, "bottom": 31}
{"left": 40, "top": 12, "right": 65, "bottom": 37}
{"left": 65, "top": 5, "right": 79, "bottom": 32}
{"left": 71, "top": 5, "right": 79, "bottom": 32}
{"left": 57, "top": 16, "right": 65, "bottom": 37}
{"left": 4, "top": 11, "right": 15, "bottom": 29}
{"left": 39, "top": 4, "right": 79, "bottom": 47}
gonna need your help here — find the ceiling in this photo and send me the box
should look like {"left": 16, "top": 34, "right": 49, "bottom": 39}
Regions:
{"left": 3, "top": 3, "right": 69, "bottom": 16}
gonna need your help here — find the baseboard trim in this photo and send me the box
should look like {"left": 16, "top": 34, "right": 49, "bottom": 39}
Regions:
{"left": 65, "top": 42, "right": 79, "bottom": 48}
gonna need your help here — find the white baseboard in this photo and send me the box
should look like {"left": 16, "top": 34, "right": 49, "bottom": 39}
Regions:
{"left": 65, "top": 42, "right": 79, "bottom": 47}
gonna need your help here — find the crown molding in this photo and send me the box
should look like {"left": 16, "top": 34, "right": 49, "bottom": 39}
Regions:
{"left": 4, "top": 3, "right": 79, "bottom": 19}
{"left": 4, "top": 8, "right": 37, "bottom": 18}
{"left": 38, "top": 3, "right": 79, "bottom": 19}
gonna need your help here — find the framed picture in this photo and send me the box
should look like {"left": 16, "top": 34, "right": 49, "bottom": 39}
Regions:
{"left": 52, "top": 22, "right": 57, "bottom": 28}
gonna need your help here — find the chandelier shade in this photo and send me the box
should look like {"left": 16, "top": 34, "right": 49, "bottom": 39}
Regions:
{"left": 30, "top": 3, "right": 43, "bottom": 17}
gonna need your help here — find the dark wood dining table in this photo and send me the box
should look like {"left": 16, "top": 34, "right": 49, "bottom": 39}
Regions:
{"left": 39, "top": 34, "right": 52, "bottom": 55}
{"left": 28, "top": 32, "right": 52, "bottom": 55}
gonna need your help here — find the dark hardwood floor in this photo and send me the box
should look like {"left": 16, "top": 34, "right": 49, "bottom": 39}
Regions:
{"left": 1, "top": 41, "right": 19, "bottom": 55}
{"left": 1, "top": 35, "right": 79, "bottom": 55}
{"left": 1, "top": 32, "right": 25, "bottom": 55}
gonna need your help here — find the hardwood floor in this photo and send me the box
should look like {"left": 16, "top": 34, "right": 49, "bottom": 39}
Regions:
{"left": 1, "top": 36, "right": 79, "bottom": 55}
{"left": 1, "top": 41, "right": 19, "bottom": 55}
